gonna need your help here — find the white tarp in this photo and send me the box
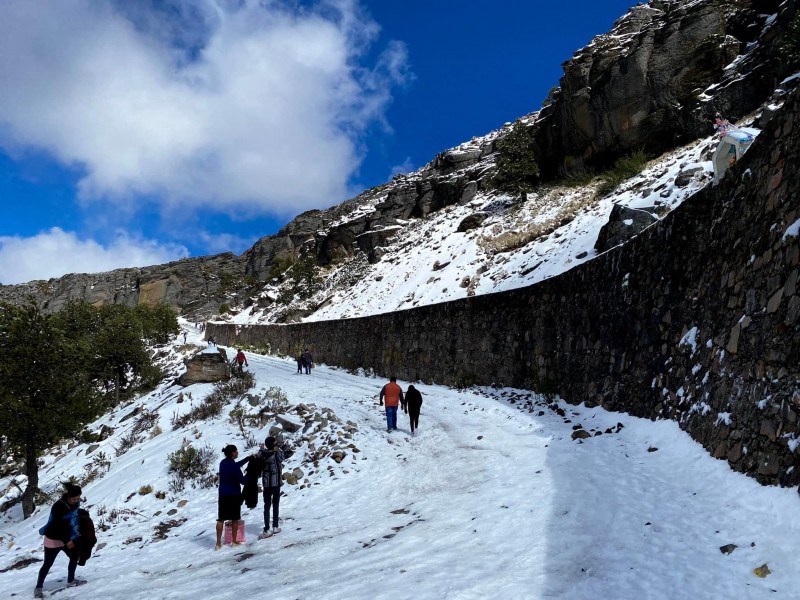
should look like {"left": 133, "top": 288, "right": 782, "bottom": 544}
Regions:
{"left": 712, "top": 127, "right": 759, "bottom": 182}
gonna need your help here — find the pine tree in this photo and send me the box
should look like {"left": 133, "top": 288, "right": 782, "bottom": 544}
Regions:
{"left": 0, "top": 302, "right": 99, "bottom": 518}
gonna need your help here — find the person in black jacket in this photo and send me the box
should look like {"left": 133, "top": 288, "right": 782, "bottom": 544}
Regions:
{"left": 405, "top": 385, "right": 424, "bottom": 435}
{"left": 257, "top": 436, "right": 294, "bottom": 538}
{"left": 302, "top": 349, "right": 313, "bottom": 374}
{"left": 35, "top": 483, "right": 84, "bottom": 597}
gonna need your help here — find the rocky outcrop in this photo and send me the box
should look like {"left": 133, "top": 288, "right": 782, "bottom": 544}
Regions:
{"left": 243, "top": 147, "right": 494, "bottom": 278}
{"left": 0, "top": 253, "right": 246, "bottom": 317}
{"left": 177, "top": 348, "right": 231, "bottom": 386}
{"left": 535, "top": 0, "right": 788, "bottom": 176}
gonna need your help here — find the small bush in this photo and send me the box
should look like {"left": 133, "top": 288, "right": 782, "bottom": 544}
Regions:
{"left": 92, "top": 452, "right": 112, "bottom": 472}
{"left": 595, "top": 150, "right": 649, "bottom": 197}
{"left": 155, "top": 490, "right": 167, "bottom": 500}
{"left": 264, "top": 386, "right": 288, "bottom": 411}
{"left": 115, "top": 430, "right": 143, "bottom": 457}
{"left": 268, "top": 256, "right": 294, "bottom": 280}
{"left": 452, "top": 371, "right": 476, "bottom": 390}
{"left": 133, "top": 410, "right": 159, "bottom": 435}
{"left": 167, "top": 444, "right": 216, "bottom": 493}
{"left": 139, "top": 484, "right": 153, "bottom": 495}
{"left": 219, "top": 303, "right": 230, "bottom": 314}
{"left": 77, "top": 429, "right": 103, "bottom": 444}
{"left": 541, "top": 86, "right": 559, "bottom": 108}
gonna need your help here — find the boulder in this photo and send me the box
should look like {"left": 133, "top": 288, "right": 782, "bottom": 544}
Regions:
{"left": 595, "top": 204, "right": 658, "bottom": 253}
{"left": 457, "top": 213, "right": 488, "bottom": 233}
{"left": 177, "top": 348, "right": 230, "bottom": 386}
{"left": 276, "top": 414, "right": 303, "bottom": 433}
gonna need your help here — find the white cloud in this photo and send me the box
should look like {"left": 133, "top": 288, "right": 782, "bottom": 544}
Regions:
{"left": 388, "top": 156, "right": 415, "bottom": 179}
{"left": 0, "top": 0, "right": 409, "bottom": 217}
{"left": 0, "top": 228, "right": 189, "bottom": 285}
{"left": 196, "top": 230, "right": 254, "bottom": 255}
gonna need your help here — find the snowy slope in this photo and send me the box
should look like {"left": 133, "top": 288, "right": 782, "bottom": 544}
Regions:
{"left": 2, "top": 326, "right": 798, "bottom": 599}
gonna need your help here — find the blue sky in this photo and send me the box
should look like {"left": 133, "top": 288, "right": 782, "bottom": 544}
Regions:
{"left": 0, "top": 0, "right": 634, "bottom": 285}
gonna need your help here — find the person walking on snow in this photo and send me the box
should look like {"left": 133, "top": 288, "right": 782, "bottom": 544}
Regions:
{"left": 35, "top": 482, "right": 85, "bottom": 597}
{"left": 215, "top": 445, "right": 250, "bottom": 550}
{"left": 302, "top": 349, "right": 313, "bottom": 374}
{"left": 405, "top": 384, "right": 424, "bottom": 435}
{"left": 379, "top": 376, "right": 404, "bottom": 432}
{"left": 257, "top": 436, "right": 294, "bottom": 539}
{"left": 182, "top": 331, "right": 188, "bottom": 344}
{"left": 296, "top": 353, "right": 304, "bottom": 374}
{"left": 235, "top": 349, "right": 248, "bottom": 374}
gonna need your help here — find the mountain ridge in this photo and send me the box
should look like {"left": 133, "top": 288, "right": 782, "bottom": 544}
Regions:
{"left": 1, "top": 0, "right": 792, "bottom": 325}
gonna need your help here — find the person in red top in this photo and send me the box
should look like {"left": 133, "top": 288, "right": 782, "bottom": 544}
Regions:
{"left": 379, "top": 376, "right": 404, "bottom": 432}
{"left": 235, "top": 349, "right": 248, "bottom": 374}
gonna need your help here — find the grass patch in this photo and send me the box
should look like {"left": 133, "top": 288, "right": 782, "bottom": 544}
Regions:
{"left": 595, "top": 150, "right": 649, "bottom": 197}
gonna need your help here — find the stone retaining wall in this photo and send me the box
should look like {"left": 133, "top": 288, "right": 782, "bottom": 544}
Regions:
{"left": 209, "top": 93, "right": 800, "bottom": 486}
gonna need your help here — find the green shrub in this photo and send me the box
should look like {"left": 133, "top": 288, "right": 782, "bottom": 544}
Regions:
{"left": 264, "top": 386, "right": 288, "bottom": 410}
{"left": 493, "top": 120, "right": 540, "bottom": 194}
{"left": 268, "top": 256, "right": 294, "bottom": 280}
{"left": 541, "top": 86, "right": 559, "bottom": 108}
{"left": 167, "top": 444, "right": 216, "bottom": 492}
{"left": 77, "top": 429, "right": 103, "bottom": 444}
{"left": 219, "top": 303, "right": 230, "bottom": 314}
{"left": 596, "top": 150, "right": 649, "bottom": 197}
{"left": 136, "top": 364, "right": 165, "bottom": 394}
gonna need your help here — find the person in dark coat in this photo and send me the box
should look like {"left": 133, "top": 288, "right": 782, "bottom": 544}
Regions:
{"left": 405, "top": 385, "right": 424, "bottom": 435}
{"left": 243, "top": 453, "right": 265, "bottom": 509}
{"left": 35, "top": 482, "right": 84, "bottom": 597}
{"left": 215, "top": 445, "right": 250, "bottom": 550}
{"left": 257, "top": 436, "right": 294, "bottom": 538}
{"left": 296, "top": 353, "right": 304, "bottom": 374}
{"left": 302, "top": 349, "right": 313, "bottom": 374}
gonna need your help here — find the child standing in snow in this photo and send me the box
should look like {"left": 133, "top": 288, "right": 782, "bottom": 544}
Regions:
{"left": 257, "top": 437, "right": 294, "bottom": 539}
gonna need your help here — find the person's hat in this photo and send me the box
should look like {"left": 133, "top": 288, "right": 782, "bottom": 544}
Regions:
{"left": 64, "top": 483, "right": 82, "bottom": 497}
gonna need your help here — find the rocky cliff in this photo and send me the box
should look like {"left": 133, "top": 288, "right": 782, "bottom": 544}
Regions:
{"left": 0, "top": 252, "right": 246, "bottom": 317}
{"left": 535, "top": 0, "right": 789, "bottom": 176}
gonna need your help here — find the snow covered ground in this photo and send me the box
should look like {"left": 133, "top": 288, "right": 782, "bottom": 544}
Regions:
{"left": 2, "top": 327, "right": 798, "bottom": 599}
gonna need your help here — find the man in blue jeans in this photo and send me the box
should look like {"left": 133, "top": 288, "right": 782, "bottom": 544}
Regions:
{"left": 379, "top": 377, "right": 404, "bottom": 432}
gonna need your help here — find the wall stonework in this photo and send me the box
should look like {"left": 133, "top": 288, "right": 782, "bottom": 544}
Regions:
{"left": 209, "top": 92, "right": 800, "bottom": 487}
